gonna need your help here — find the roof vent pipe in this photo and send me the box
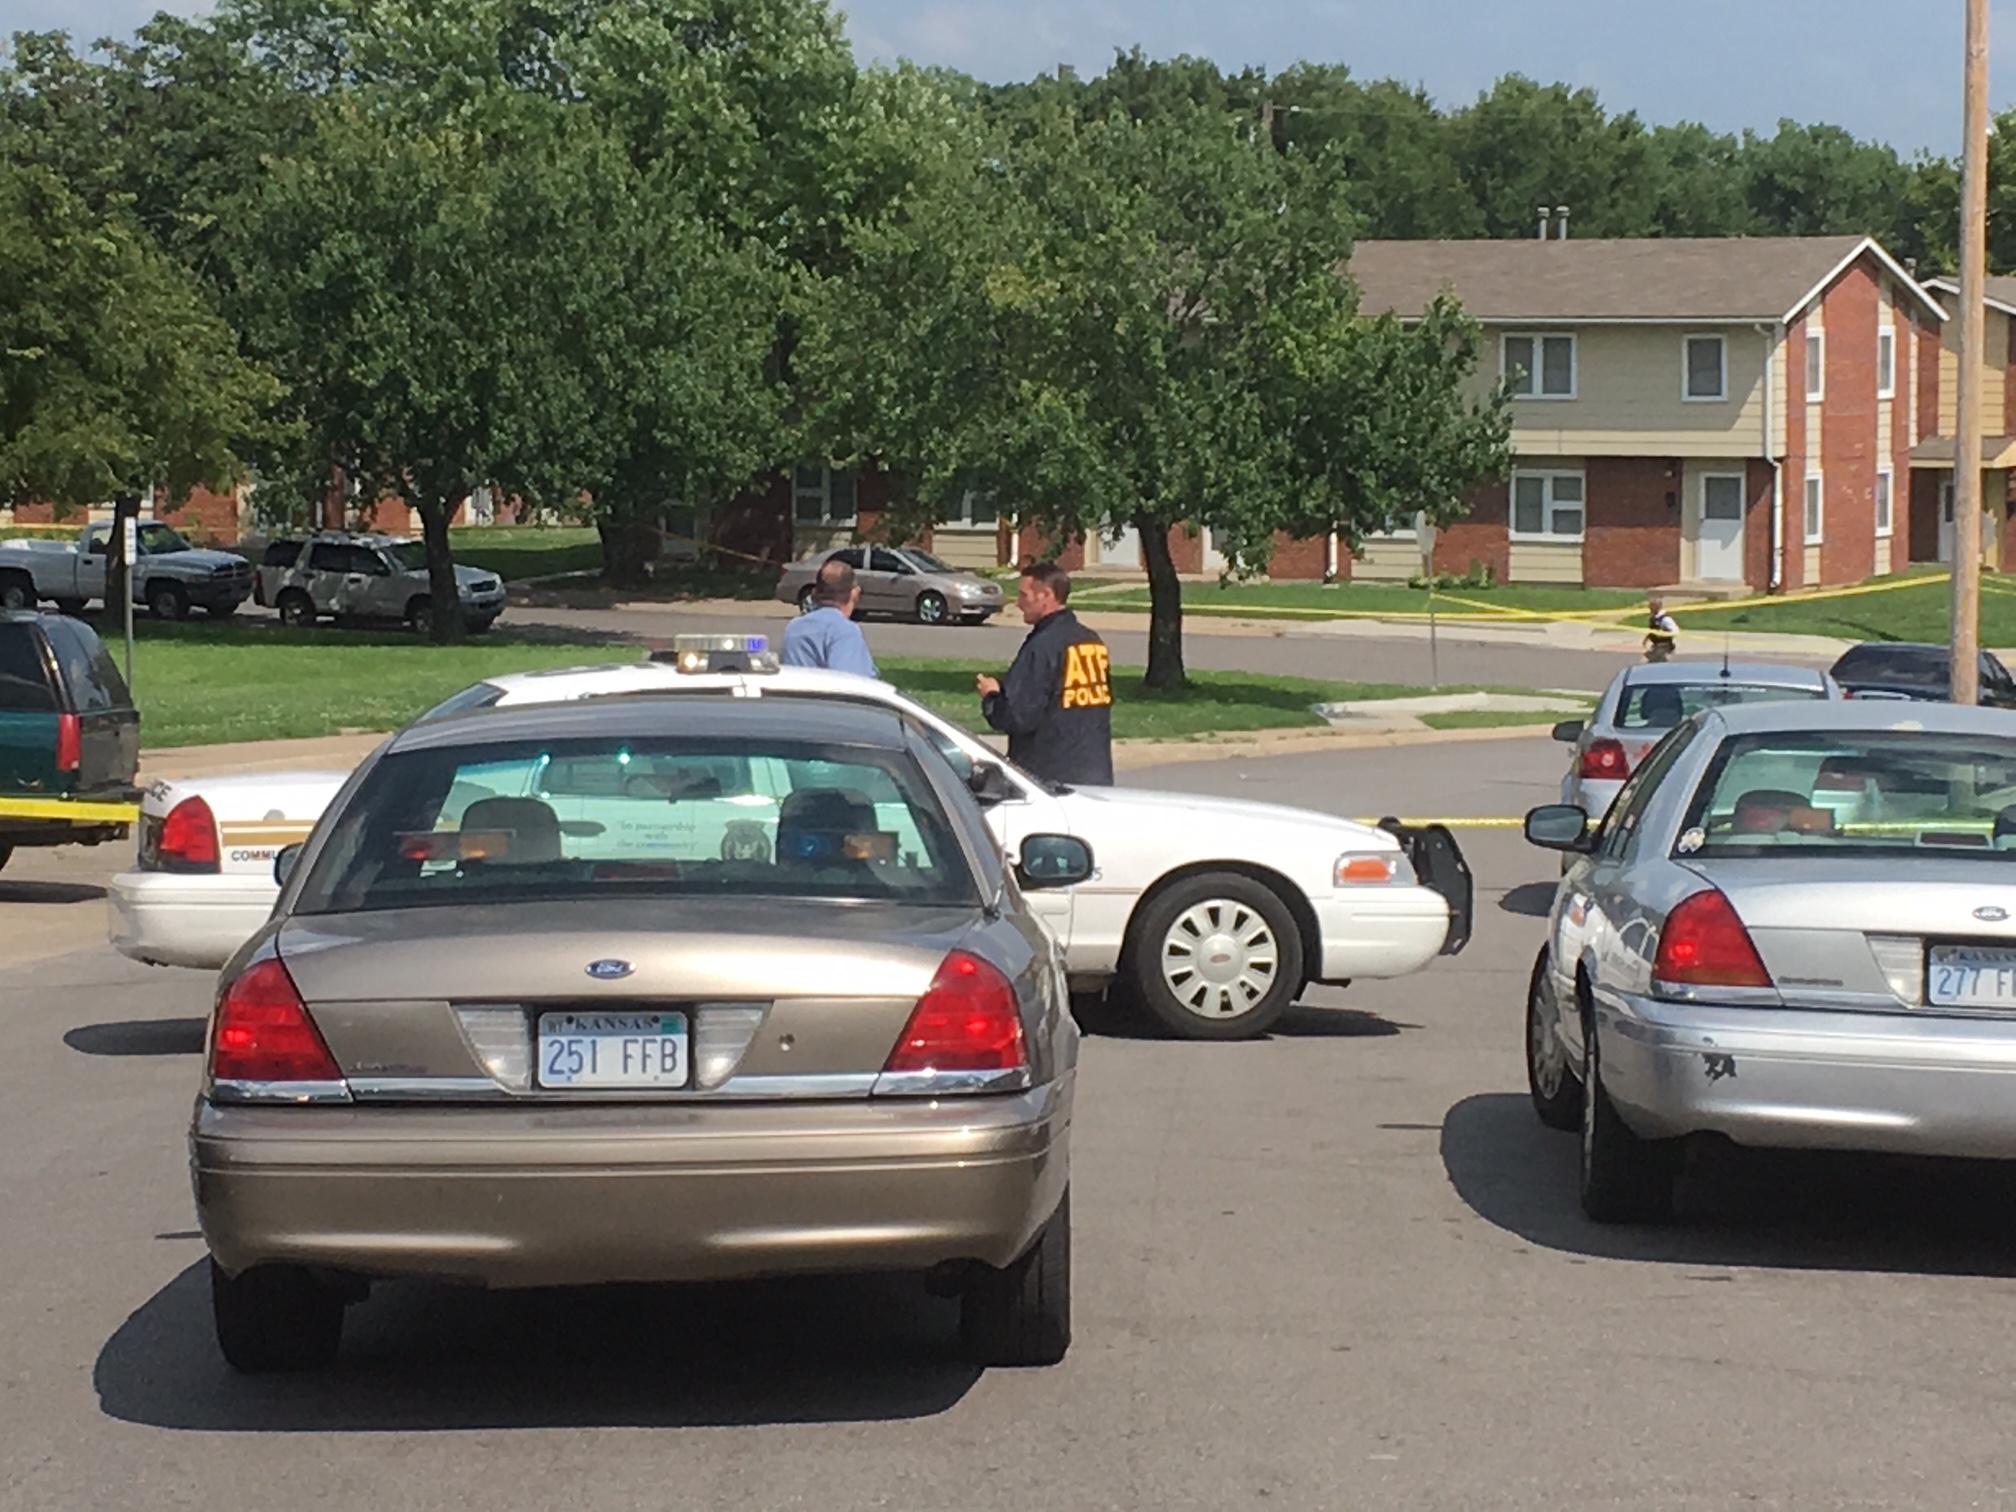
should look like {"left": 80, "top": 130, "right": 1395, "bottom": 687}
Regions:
{"left": 1537, "top": 206, "right": 1552, "bottom": 240}
{"left": 1557, "top": 206, "right": 1570, "bottom": 240}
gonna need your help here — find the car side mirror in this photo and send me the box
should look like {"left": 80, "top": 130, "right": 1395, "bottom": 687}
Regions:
{"left": 273, "top": 843, "right": 304, "bottom": 886}
{"left": 1550, "top": 719, "right": 1585, "bottom": 744}
{"left": 1015, "top": 834, "right": 1093, "bottom": 890}
{"left": 966, "top": 762, "right": 1020, "bottom": 807}
{"left": 1524, "top": 804, "right": 1595, "bottom": 853}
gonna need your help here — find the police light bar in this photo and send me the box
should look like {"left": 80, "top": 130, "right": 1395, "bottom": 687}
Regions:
{"left": 646, "top": 633, "right": 778, "bottom": 674}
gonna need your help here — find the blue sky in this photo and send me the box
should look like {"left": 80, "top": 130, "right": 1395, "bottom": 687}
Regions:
{"left": 18, "top": 0, "right": 2015, "bottom": 157}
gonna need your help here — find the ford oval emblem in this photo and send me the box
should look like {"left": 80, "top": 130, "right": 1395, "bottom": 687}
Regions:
{"left": 585, "top": 958, "right": 635, "bottom": 981}
{"left": 1975, "top": 906, "right": 2010, "bottom": 923}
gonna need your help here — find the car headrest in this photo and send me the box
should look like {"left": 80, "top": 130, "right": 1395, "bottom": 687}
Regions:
{"left": 458, "top": 796, "right": 564, "bottom": 865}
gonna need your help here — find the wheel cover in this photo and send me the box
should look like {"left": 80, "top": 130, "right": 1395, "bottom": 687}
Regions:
{"left": 1159, "top": 899, "right": 1279, "bottom": 1018}
{"left": 919, "top": 594, "right": 945, "bottom": 623}
{"left": 1528, "top": 982, "right": 1567, "bottom": 1100}
{"left": 0, "top": 583, "right": 26, "bottom": 611}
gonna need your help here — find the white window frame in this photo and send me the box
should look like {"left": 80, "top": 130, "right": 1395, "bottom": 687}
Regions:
{"left": 1875, "top": 465, "right": 1894, "bottom": 538}
{"left": 1805, "top": 327, "right": 1826, "bottom": 401}
{"left": 1509, "top": 468, "right": 1587, "bottom": 542}
{"left": 1682, "top": 334, "right": 1727, "bottom": 402}
{"left": 792, "top": 465, "right": 857, "bottom": 527}
{"left": 1502, "top": 332, "right": 1577, "bottom": 400}
{"left": 938, "top": 490, "right": 998, "bottom": 530}
{"left": 1803, "top": 470, "right": 1824, "bottom": 545}
{"left": 1876, "top": 322, "right": 1896, "bottom": 400}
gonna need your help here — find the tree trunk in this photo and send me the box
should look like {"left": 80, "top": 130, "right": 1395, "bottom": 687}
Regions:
{"left": 105, "top": 490, "right": 148, "bottom": 619}
{"left": 598, "top": 516, "right": 658, "bottom": 590}
{"left": 418, "top": 498, "right": 463, "bottom": 645}
{"left": 1137, "top": 511, "right": 1186, "bottom": 690}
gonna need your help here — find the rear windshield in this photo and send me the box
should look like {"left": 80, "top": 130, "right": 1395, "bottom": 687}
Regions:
{"left": 1617, "top": 678, "right": 1824, "bottom": 732}
{"left": 293, "top": 734, "right": 979, "bottom": 914}
{"left": 0, "top": 628, "right": 56, "bottom": 712}
{"left": 42, "top": 618, "right": 130, "bottom": 711}
{"left": 1679, "top": 730, "right": 2016, "bottom": 859}
{"left": 1832, "top": 646, "right": 1945, "bottom": 687}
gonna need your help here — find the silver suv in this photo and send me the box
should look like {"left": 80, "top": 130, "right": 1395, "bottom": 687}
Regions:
{"left": 264, "top": 533, "right": 507, "bottom": 633}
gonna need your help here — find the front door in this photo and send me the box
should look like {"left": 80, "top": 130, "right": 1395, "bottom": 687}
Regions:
{"left": 1696, "top": 474, "right": 1745, "bottom": 581}
{"left": 866, "top": 548, "right": 912, "bottom": 616}
{"left": 1096, "top": 522, "right": 1142, "bottom": 570}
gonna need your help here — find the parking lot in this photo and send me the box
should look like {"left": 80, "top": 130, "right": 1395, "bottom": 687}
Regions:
{"left": 6, "top": 734, "right": 2016, "bottom": 1510}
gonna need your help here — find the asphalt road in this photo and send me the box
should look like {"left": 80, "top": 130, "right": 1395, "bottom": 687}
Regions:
{"left": 6, "top": 736, "right": 2016, "bottom": 1510}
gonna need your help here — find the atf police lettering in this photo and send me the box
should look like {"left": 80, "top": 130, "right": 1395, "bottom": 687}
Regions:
{"left": 1061, "top": 642, "right": 1112, "bottom": 709}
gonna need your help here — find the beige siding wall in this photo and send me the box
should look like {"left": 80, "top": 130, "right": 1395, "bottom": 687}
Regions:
{"left": 1352, "top": 538, "right": 1419, "bottom": 581}
{"left": 1480, "top": 323, "right": 1772, "bottom": 458}
{"left": 1507, "top": 540, "right": 1582, "bottom": 583}
{"left": 1938, "top": 307, "right": 2009, "bottom": 436}
{"left": 1803, "top": 543, "right": 1822, "bottom": 582}
{"left": 928, "top": 528, "right": 1000, "bottom": 570}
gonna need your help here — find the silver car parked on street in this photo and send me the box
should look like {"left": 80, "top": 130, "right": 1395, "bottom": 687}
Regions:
{"left": 1524, "top": 701, "right": 2016, "bottom": 1223}
{"left": 775, "top": 546, "right": 1003, "bottom": 625}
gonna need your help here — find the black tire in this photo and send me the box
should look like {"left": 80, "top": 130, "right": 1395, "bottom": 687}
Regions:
{"left": 276, "top": 589, "right": 317, "bottom": 628}
{"left": 404, "top": 596, "right": 431, "bottom": 634}
{"left": 961, "top": 1188, "right": 1071, "bottom": 1367}
{"left": 54, "top": 598, "right": 87, "bottom": 617}
{"left": 148, "top": 581, "right": 188, "bottom": 621}
{"left": 204, "top": 600, "right": 239, "bottom": 620}
{"left": 796, "top": 584, "right": 818, "bottom": 613}
{"left": 210, "top": 1259, "right": 344, "bottom": 1373}
{"left": 1526, "top": 947, "right": 1582, "bottom": 1131}
{"left": 1579, "top": 997, "right": 1679, "bottom": 1224}
{"left": 1124, "top": 872, "right": 1305, "bottom": 1040}
{"left": 0, "top": 843, "right": 12, "bottom": 873}
{"left": 0, "top": 573, "right": 34, "bottom": 613}
{"left": 914, "top": 589, "right": 949, "bottom": 625}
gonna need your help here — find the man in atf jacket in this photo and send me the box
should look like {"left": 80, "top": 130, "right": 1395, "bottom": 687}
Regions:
{"left": 975, "top": 560, "right": 1114, "bottom": 785}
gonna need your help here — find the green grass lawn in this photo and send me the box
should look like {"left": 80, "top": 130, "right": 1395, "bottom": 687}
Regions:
{"left": 1081, "top": 579, "right": 1644, "bottom": 618}
{"left": 446, "top": 526, "right": 604, "bottom": 582}
{"left": 1677, "top": 569, "right": 2016, "bottom": 645}
{"left": 110, "top": 618, "right": 1571, "bottom": 748}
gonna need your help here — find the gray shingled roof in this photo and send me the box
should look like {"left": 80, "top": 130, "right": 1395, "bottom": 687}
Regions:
{"left": 1349, "top": 236, "right": 1935, "bottom": 323}
{"left": 1926, "top": 273, "right": 2016, "bottom": 316}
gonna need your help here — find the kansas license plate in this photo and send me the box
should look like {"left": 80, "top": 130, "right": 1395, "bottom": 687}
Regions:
{"left": 1927, "top": 946, "right": 2016, "bottom": 1009}
{"left": 536, "top": 1011, "right": 689, "bottom": 1088}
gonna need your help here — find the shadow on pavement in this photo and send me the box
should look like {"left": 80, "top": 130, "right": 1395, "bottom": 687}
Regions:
{"left": 97, "top": 1262, "right": 981, "bottom": 1431}
{"left": 0, "top": 880, "right": 107, "bottom": 906}
{"left": 1071, "top": 995, "right": 1407, "bottom": 1041}
{"left": 1442, "top": 1093, "right": 2016, "bottom": 1277}
{"left": 1496, "top": 882, "right": 1556, "bottom": 918}
{"left": 65, "top": 1017, "right": 206, "bottom": 1057}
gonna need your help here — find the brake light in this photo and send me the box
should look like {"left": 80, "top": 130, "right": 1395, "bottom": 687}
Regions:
{"left": 1654, "top": 889, "right": 1772, "bottom": 989}
{"left": 54, "top": 712, "right": 80, "bottom": 773}
{"left": 883, "top": 950, "right": 1027, "bottom": 1076}
{"left": 157, "top": 796, "right": 220, "bottom": 873}
{"left": 1579, "top": 738, "right": 1629, "bottom": 781}
{"left": 209, "top": 956, "right": 345, "bottom": 1085}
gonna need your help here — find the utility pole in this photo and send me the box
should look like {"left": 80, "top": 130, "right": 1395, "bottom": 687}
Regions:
{"left": 1952, "top": 0, "right": 1989, "bottom": 705}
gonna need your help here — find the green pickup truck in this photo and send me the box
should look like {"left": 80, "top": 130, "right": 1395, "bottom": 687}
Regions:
{"left": 0, "top": 612, "right": 140, "bottom": 871}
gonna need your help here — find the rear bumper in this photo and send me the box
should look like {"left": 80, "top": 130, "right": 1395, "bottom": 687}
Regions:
{"left": 193, "top": 1077, "right": 1072, "bottom": 1287}
{"left": 108, "top": 869, "right": 274, "bottom": 969}
{"left": 1600, "top": 990, "right": 2016, "bottom": 1158}
{"left": 1566, "top": 776, "right": 1626, "bottom": 818}
{"left": 1312, "top": 886, "right": 1450, "bottom": 980}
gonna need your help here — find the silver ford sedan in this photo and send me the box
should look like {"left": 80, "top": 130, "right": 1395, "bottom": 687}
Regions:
{"left": 1523, "top": 700, "right": 2016, "bottom": 1223}
{"left": 192, "top": 695, "right": 1086, "bottom": 1371}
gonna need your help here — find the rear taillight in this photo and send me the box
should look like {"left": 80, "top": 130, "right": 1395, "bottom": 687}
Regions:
{"left": 878, "top": 950, "right": 1029, "bottom": 1092}
{"left": 1654, "top": 889, "right": 1772, "bottom": 990}
{"left": 1579, "top": 738, "right": 1629, "bottom": 782}
{"left": 209, "top": 956, "right": 346, "bottom": 1090}
{"left": 157, "top": 796, "right": 220, "bottom": 873}
{"left": 54, "top": 712, "right": 80, "bottom": 773}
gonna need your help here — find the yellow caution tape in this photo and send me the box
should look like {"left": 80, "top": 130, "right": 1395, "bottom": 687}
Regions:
{"left": 0, "top": 796, "right": 141, "bottom": 823}
{"left": 1353, "top": 816, "right": 1526, "bottom": 828}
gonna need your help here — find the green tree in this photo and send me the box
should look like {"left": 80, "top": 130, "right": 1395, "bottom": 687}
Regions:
{"left": 0, "top": 160, "right": 279, "bottom": 608}
{"left": 1444, "top": 75, "right": 1661, "bottom": 238}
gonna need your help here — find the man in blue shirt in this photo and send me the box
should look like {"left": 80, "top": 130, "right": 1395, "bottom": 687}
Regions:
{"left": 781, "top": 556, "right": 878, "bottom": 677}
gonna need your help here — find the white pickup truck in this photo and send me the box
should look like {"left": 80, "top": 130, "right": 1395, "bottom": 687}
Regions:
{"left": 0, "top": 521, "right": 256, "bottom": 620}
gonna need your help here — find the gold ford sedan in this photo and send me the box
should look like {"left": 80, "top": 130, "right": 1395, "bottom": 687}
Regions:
{"left": 192, "top": 695, "right": 1086, "bottom": 1371}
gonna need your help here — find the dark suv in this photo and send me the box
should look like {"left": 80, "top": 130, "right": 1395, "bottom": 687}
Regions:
{"left": 1829, "top": 641, "right": 2016, "bottom": 708}
{"left": 0, "top": 612, "right": 141, "bottom": 870}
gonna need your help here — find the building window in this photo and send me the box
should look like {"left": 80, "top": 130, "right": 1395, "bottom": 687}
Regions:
{"left": 792, "top": 465, "right": 857, "bottom": 526}
{"left": 1875, "top": 467, "right": 1893, "bottom": 538}
{"left": 1804, "top": 471, "right": 1823, "bottom": 544}
{"left": 1503, "top": 334, "right": 1576, "bottom": 399}
{"left": 1805, "top": 329, "right": 1825, "bottom": 400}
{"left": 1683, "top": 335, "right": 1726, "bottom": 401}
{"left": 1877, "top": 325, "right": 1896, "bottom": 399}
{"left": 941, "top": 491, "right": 997, "bottom": 529}
{"left": 1511, "top": 469, "right": 1585, "bottom": 540}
